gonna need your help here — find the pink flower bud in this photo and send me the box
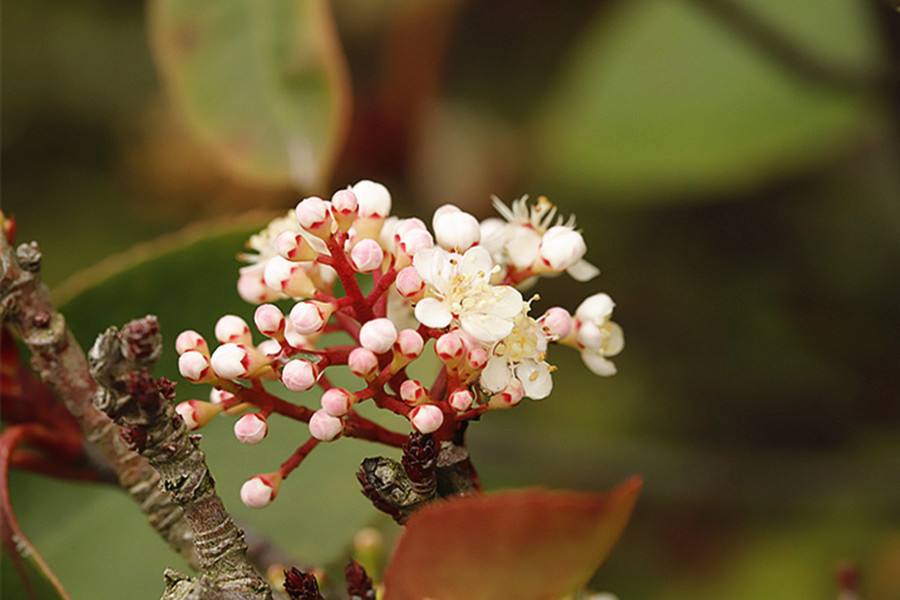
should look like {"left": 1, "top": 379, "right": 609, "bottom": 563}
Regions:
{"left": 359, "top": 318, "right": 398, "bottom": 354}
{"left": 309, "top": 409, "right": 344, "bottom": 441}
{"left": 448, "top": 389, "right": 474, "bottom": 412}
{"left": 331, "top": 188, "right": 358, "bottom": 217}
{"left": 395, "top": 266, "right": 424, "bottom": 298}
{"left": 394, "top": 218, "right": 427, "bottom": 239}
{"left": 295, "top": 196, "right": 332, "bottom": 233}
{"left": 289, "top": 301, "right": 332, "bottom": 335}
{"left": 256, "top": 339, "right": 282, "bottom": 359}
{"left": 254, "top": 304, "right": 285, "bottom": 337}
{"left": 321, "top": 387, "right": 354, "bottom": 417}
{"left": 283, "top": 321, "right": 313, "bottom": 351}
{"left": 210, "top": 343, "right": 266, "bottom": 380}
{"left": 175, "top": 330, "right": 208, "bottom": 356}
{"left": 400, "top": 379, "right": 427, "bottom": 405}
{"left": 541, "top": 307, "right": 573, "bottom": 340}
{"left": 538, "top": 226, "right": 586, "bottom": 271}
{"left": 274, "top": 230, "right": 317, "bottom": 262}
{"left": 352, "top": 180, "right": 391, "bottom": 218}
{"left": 214, "top": 315, "right": 252, "bottom": 345}
{"left": 348, "top": 347, "right": 379, "bottom": 379}
{"left": 209, "top": 388, "right": 235, "bottom": 405}
{"left": 466, "top": 346, "right": 488, "bottom": 370}
{"left": 409, "top": 404, "right": 444, "bottom": 434}
{"left": 237, "top": 267, "right": 282, "bottom": 304}
{"left": 178, "top": 351, "right": 213, "bottom": 382}
{"left": 233, "top": 413, "right": 268, "bottom": 445}
{"left": 175, "top": 400, "right": 222, "bottom": 430}
{"left": 240, "top": 473, "right": 281, "bottom": 509}
{"left": 491, "top": 380, "right": 524, "bottom": 408}
{"left": 350, "top": 239, "right": 384, "bottom": 273}
{"left": 394, "top": 329, "right": 424, "bottom": 359}
{"left": 397, "top": 228, "right": 434, "bottom": 257}
{"left": 433, "top": 205, "right": 480, "bottom": 251}
{"left": 281, "top": 359, "right": 317, "bottom": 391}
{"left": 264, "top": 256, "right": 317, "bottom": 298}
{"left": 435, "top": 331, "right": 464, "bottom": 362}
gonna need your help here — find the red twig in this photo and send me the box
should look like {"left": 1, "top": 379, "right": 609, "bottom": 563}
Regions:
{"left": 325, "top": 236, "right": 374, "bottom": 322}
{"left": 279, "top": 438, "right": 320, "bottom": 478}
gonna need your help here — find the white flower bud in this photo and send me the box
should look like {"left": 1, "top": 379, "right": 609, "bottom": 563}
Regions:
{"left": 234, "top": 413, "right": 268, "bottom": 444}
{"left": 281, "top": 359, "right": 317, "bottom": 391}
{"left": 577, "top": 321, "right": 604, "bottom": 349}
{"left": 359, "top": 318, "right": 398, "bottom": 354}
{"left": 331, "top": 188, "right": 358, "bottom": 221}
{"left": 321, "top": 387, "right": 354, "bottom": 417}
{"left": 256, "top": 339, "right": 282, "bottom": 359}
{"left": 178, "top": 351, "right": 213, "bottom": 382}
{"left": 395, "top": 266, "right": 424, "bottom": 298}
{"left": 215, "top": 314, "right": 252, "bottom": 345}
{"left": 400, "top": 379, "right": 427, "bottom": 405}
{"left": 448, "top": 389, "right": 474, "bottom": 412}
{"left": 295, "top": 196, "right": 332, "bottom": 235}
{"left": 175, "top": 400, "right": 222, "bottom": 430}
{"left": 397, "top": 228, "right": 434, "bottom": 257}
{"left": 541, "top": 307, "right": 573, "bottom": 340}
{"left": 210, "top": 343, "right": 266, "bottom": 380}
{"left": 409, "top": 404, "right": 444, "bottom": 434}
{"left": 348, "top": 347, "right": 379, "bottom": 379}
{"left": 209, "top": 387, "right": 235, "bottom": 405}
{"left": 350, "top": 239, "right": 384, "bottom": 273}
{"left": 237, "top": 266, "right": 282, "bottom": 304}
{"left": 274, "top": 230, "right": 317, "bottom": 262}
{"left": 175, "top": 330, "right": 208, "bottom": 356}
{"left": 466, "top": 346, "right": 488, "bottom": 370}
{"left": 352, "top": 180, "right": 391, "bottom": 218}
{"left": 289, "top": 301, "right": 332, "bottom": 335}
{"left": 490, "top": 380, "right": 525, "bottom": 408}
{"left": 433, "top": 205, "right": 480, "bottom": 251}
{"left": 264, "top": 256, "right": 317, "bottom": 298}
{"left": 254, "top": 304, "right": 285, "bottom": 337}
{"left": 309, "top": 409, "right": 343, "bottom": 441}
{"left": 538, "top": 226, "right": 586, "bottom": 271}
{"left": 435, "top": 331, "right": 464, "bottom": 363}
{"left": 240, "top": 474, "right": 281, "bottom": 509}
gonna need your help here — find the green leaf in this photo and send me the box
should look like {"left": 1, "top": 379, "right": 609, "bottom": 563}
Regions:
{"left": 11, "top": 216, "right": 402, "bottom": 599}
{"left": 533, "top": 0, "right": 883, "bottom": 203}
{"left": 149, "top": 0, "right": 351, "bottom": 189}
{"left": 382, "top": 477, "right": 642, "bottom": 600}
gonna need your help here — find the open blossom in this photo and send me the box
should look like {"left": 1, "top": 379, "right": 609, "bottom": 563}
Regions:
{"left": 488, "top": 195, "right": 599, "bottom": 282}
{"left": 413, "top": 246, "right": 523, "bottom": 343}
{"left": 480, "top": 311, "right": 553, "bottom": 400}
{"left": 573, "top": 293, "right": 624, "bottom": 376}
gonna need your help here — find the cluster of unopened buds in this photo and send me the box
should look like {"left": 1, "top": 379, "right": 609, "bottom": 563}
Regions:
{"left": 174, "top": 180, "right": 624, "bottom": 508}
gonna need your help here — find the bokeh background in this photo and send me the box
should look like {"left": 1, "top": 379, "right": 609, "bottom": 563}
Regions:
{"left": 3, "top": 0, "right": 900, "bottom": 598}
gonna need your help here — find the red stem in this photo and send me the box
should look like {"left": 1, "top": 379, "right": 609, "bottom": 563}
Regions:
{"left": 279, "top": 437, "right": 320, "bottom": 478}
{"left": 325, "top": 236, "right": 374, "bottom": 322}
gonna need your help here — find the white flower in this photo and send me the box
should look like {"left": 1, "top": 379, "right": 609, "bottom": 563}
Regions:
{"left": 491, "top": 195, "right": 599, "bottom": 282}
{"left": 352, "top": 180, "right": 391, "bottom": 218}
{"left": 574, "top": 293, "right": 624, "bottom": 376}
{"left": 412, "top": 246, "right": 523, "bottom": 343}
{"left": 433, "top": 205, "right": 481, "bottom": 252}
{"left": 479, "top": 312, "right": 553, "bottom": 400}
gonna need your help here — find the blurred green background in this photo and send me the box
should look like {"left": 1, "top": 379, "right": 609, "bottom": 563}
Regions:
{"left": 3, "top": 0, "right": 900, "bottom": 598}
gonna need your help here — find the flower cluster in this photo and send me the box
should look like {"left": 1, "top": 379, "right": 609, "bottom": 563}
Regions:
{"left": 174, "top": 180, "right": 623, "bottom": 508}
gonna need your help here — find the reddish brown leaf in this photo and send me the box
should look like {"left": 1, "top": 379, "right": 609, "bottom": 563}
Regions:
{"left": 383, "top": 476, "right": 642, "bottom": 600}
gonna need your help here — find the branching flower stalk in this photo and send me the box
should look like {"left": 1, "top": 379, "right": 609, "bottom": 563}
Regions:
{"left": 174, "top": 181, "right": 625, "bottom": 517}
{"left": 89, "top": 316, "right": 271, "bottom": 600}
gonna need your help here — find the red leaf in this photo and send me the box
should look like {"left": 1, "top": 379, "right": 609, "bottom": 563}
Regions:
{"left": 383, "top": 476, "right": 642, "bottom": 600}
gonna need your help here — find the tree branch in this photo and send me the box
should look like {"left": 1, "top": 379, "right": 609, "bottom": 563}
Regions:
{"left": 89, "top": 316, "right": 271, "bottom": 600}
{"left": 0, "top": 233, "right": 198, "bottom": 568}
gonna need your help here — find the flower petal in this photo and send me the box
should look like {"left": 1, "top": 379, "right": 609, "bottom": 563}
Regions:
{"left": 567, "top": 259, "right": 600, "bottom": 282}
{"left": 414, "top": 297, "right": 453, "bottom": 329}
{"left": 506, "top": 227, "right": 542, "bottom": 269}
{"left": 412, "top": 247, "right": 441, "bottom": 285}
{"left": 516, "top": 360, "right": 553, "bottom": 400}
{"left": 581, "top": 350, "right": 617, "bottom": 377}
{"left": 460, "top": 312, "right": 514, "bottom": 343}
{"left": 480, "top": 356, "right": 512, "bottom": 392}
{"left": 491, "top": 286, "right": 525, "bottom": 319}
{"left": 459, "top": 246, "right": 493, "bottom": 283}
{"left": 602, "top": 322, "right": 625, "bottom": 357}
